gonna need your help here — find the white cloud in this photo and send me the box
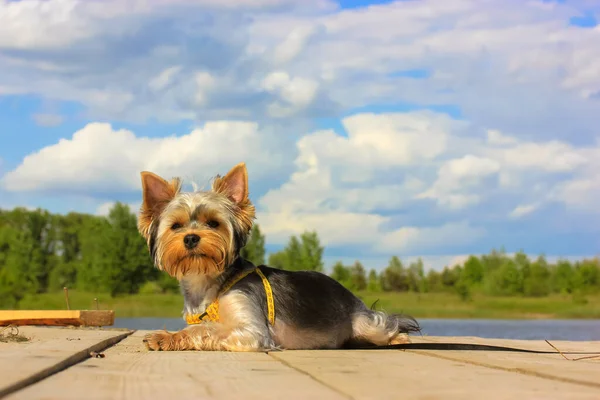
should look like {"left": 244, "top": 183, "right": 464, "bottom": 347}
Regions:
{"left": 96, "top": 201, "right": 141, "bottom": 216}
{"left": 417, "top": 155, "right": 501, "bottom": 210}
{"left": 550, "top": 176, "right": 600, "bottom": 213}
{"left": 256, "top": 110, "right": 600, "bottom": 254}
{"left": 148, "top": 66, "right": 182, "bottom": 91}
{"left": 258, "top": 209, "right": 484, "bottom": 255}
{"left": 1, "top": 121, "right": 291, "bottom": 194}
{"left": 32, "top": 113, "right": 63, "bottom": 127}
{"left": 376, "top": 221, "right": 486, "bottom": 254}
{"left": 509, "top": 203, "right": 539, "bottom": 219}
{"left": 262, "top": 71, "right": 319, "bottom": 117}
{"left": 1, "top": 0, "right": 598, "bottom": 132}
{"left": 2, "top": 0, "right": 600, "bottom": 259}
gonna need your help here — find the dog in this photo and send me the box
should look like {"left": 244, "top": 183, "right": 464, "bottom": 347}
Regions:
{"left": 138, "top": 162, "right": 420, "bottom": 351}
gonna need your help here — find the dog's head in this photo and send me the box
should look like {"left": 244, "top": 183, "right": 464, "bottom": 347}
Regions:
{"left": 137, "top": 163, "right": 255, "bottom": 279}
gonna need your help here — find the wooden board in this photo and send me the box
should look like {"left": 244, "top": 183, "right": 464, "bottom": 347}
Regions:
{"left": 271, "top": 347, "right": 600, "bottom": 400}
{"left": 7, "top": 330, "right": 348, "bottom": 400}
{"left": 0, "top": 326, "right": 132, "bottom": 398}
{"left": 4, "top": 331, "right": 600, "bottom": 400}
{"left": 407, "top": 335, "right": 600, "bottom": 388}
{"left": 0, "top": 310, "right": 115, "bottom": 327}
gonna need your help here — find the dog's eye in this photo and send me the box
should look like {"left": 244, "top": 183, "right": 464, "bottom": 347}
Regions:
{"left": 206, "top": 220, "right": 219, "bottom": 228}
{"left": 171, "top": 223, "right": 182, "bottom": 230}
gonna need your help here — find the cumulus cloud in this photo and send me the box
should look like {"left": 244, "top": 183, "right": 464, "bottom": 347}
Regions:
{"left": 32, "top": 113, "right": 64, "bottom": 127}
{"left": 256, "top": 110, "right": 600, "bottom": 254}
{"left": 1, "top": 0, "right": 599, "bottom": 136}
{"left": 2, "top": 0, "right": 600, "bottom": 259}
{"left": 1, "top": 121, "right": 292, "bottom": 195}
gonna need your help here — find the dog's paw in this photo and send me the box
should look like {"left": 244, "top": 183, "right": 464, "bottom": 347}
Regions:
{"left": 389, "top": 333, "right": 411, "bottom": 345}
{"left": 143, "top": 331, "right": 176, "bottom": 351}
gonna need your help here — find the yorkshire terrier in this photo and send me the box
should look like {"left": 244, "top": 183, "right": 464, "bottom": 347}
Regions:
{"left": 138, "top": 162, "right": 420, "bottom": 352}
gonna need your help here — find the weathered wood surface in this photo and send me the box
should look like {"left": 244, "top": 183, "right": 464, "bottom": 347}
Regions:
{"left": 0, "top": 326, "right": 132, "bottom": 398}
{"left": 2, "top": 328, "right": 599, "bottom": 400}
{"left": 6, "top": 330, "right": 346, "bottom": 400}
{"left": 410, "top": 335, "right": 600, "bottom": 388}
{"left": 0, "top": 310, "right": 115, "bottom": 327}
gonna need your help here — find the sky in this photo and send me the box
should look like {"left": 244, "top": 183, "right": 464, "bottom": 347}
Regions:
{"left": 0, "top": 0, "right": 599, "bottom": 272}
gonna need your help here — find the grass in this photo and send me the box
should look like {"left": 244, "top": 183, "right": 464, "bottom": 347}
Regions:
{"left": 8, "top": 290, "right": 600, "bottom": 319}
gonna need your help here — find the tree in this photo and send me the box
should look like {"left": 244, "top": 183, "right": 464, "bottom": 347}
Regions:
{"left": 285, "top": 235, "right": 304, "bottom": 271}
{"left": 425, "top": 269, "right": 442, "bottom": 292}
{"left": 462, "top": 255, "right": 484, "bottom": 285}
{"left": 349, "top": 261, "right": 367, "bottom": 291}
{"left": 381, "top": 256, "right": 409, "bottom": 292}
{"left": 270, "top": 231, "right": 324, "bottom": 272}
{"left": 367, "top": 269, "right": 381, "bottom": 292}
{"left": 241, "top": 224, "right": 266, "bottom": 266}
{"left": 440, "top": 265, "right": 461, "bottom": 289}
{"left": 49, "top": 212, "right": 88, "bottom": 290}
{"left": 407, "top": 258, "right": 425, "bottom": 292}
{"left": 76, "top": 203, "right": 154, "bottom": 296}
{"left": 573, "top": 258, "right": 600, "bottom": 293}
{"left": 268, "top": 251, "right": 287, "bottom": 269}
{"left": 331, "top": 261, "right": 351, "bottom": 285}
{"left": 551, "top": 259, "right": 575, "bottom": 294}
{"left": 524, "top": 255, "right": 550, "bottom": 297}
{"left": 484, "top": 258, "right": 522, "bottom": 296}
{"left": 299, "top": 231, "right": 324, "bottom": 272}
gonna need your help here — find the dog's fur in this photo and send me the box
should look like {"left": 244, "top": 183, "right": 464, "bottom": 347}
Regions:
{"left": 138, "top": 163, "right": 420, "bottom": 351}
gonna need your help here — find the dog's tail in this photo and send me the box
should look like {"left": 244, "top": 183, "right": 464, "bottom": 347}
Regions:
{"left": 344, "top": 309, "right": 422, "bottom": 349}
{"left": 387, "top": 312, "right": 421, "bottom": 335}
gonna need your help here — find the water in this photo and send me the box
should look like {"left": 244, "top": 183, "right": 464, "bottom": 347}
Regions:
{"left": 114, "top": 318, "right": 600, "bottom": 341}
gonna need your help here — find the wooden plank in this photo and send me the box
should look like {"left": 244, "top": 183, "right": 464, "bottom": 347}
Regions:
{"left": 407, "top": 336, "right": 600, "bottom": 388}
{"left": 271, "top": 349, "right": 600, "bottom": 400}
{"left": 0, "top": 326, "right": 132, "bottom": 398}
{"left": 7, "top": 330, "right": 348, "bottom": 400}
{"left": 413, "top": 335, "right": 600, "bottom": 354}
{"left": 0, "top": 310, "right": 115, "bottom": 327}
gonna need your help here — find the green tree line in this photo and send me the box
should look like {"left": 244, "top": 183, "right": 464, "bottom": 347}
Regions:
{"left": 0, "top": 204, "right": 598, "bottom": 308}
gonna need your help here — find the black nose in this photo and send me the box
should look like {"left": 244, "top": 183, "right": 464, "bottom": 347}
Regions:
{"left": 183, "top": 234, "right": 200, "bottom": 249}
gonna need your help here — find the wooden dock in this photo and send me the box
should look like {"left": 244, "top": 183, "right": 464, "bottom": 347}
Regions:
{"left": 1, "top": 326, "right": 598, "bottom": 399}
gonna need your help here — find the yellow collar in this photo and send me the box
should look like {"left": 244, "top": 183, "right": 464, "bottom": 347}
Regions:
{"left": 184, "top": 267, "right": 275, "bottom": 326}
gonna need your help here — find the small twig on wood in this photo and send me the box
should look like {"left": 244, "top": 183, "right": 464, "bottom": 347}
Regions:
{"left": 545, "top": 340, "right": 600, "bottom": 362}
{"left": 545, "top": 340, "right": 570, "bottom": 360}
{"left": 64, "top": 287, "right": 71, "bottom": 310}
{"left": 0, "top": 325, "right": 30, "bottom": 343}
{"left": 572, "top": 355, "right": 600, "bottom": 361}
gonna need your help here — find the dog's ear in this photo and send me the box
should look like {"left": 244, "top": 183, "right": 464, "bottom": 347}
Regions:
{"left": 212, "top": 162, "right": 249, "bottom": 204}
{"left": 138, "top": 171, "right": 180, "bottom": 237}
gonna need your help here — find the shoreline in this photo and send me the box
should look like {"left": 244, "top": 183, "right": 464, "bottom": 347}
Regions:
{"left": 6, "top": 289, "right": 599, "bottom": 320}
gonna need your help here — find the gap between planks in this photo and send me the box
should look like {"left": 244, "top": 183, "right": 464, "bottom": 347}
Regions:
{"left": 266, "top": 352, "right": 354, "bottom": 400}
{"left": 0, "top": 329, "right": 134, "bottom": 399}
{"left": 407, "top": 349, "right": 600, "bottom": 390}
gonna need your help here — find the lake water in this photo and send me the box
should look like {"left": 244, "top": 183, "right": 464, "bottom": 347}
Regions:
{"left": 113, "top": 318, "right": 600, "bottom": 341}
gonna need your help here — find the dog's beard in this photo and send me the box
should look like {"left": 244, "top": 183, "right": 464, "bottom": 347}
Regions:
{"left": 156, "top": 230, "right": 231, "bottom": 280}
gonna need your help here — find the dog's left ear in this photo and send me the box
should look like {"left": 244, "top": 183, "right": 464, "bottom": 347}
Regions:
{"left": 213, "top": 162, "right": 249, "bottom": 204}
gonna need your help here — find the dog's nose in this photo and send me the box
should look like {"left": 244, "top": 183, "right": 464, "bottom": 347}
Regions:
{"left": 183, "top": 234, "right": 200, "bottom": 249}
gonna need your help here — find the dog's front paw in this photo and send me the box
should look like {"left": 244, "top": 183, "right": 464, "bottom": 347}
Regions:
{"left": 143, "top": 331, "right": 176, "bottom": 351}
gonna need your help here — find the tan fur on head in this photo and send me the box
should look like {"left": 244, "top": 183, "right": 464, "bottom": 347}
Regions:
{"left": 137, "top": 163, "right": 257, "bottom": 280}
{"left": 156, "top": 209, "right": 232, "bottom": 279}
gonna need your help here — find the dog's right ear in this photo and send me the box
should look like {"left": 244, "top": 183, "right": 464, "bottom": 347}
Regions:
{"left": 138, "top": 171, "right": 181, "bottom": 238}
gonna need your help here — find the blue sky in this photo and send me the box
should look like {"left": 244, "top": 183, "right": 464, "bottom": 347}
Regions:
{"left": 1, "top": 0, "right": 599, "bottom": 271}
